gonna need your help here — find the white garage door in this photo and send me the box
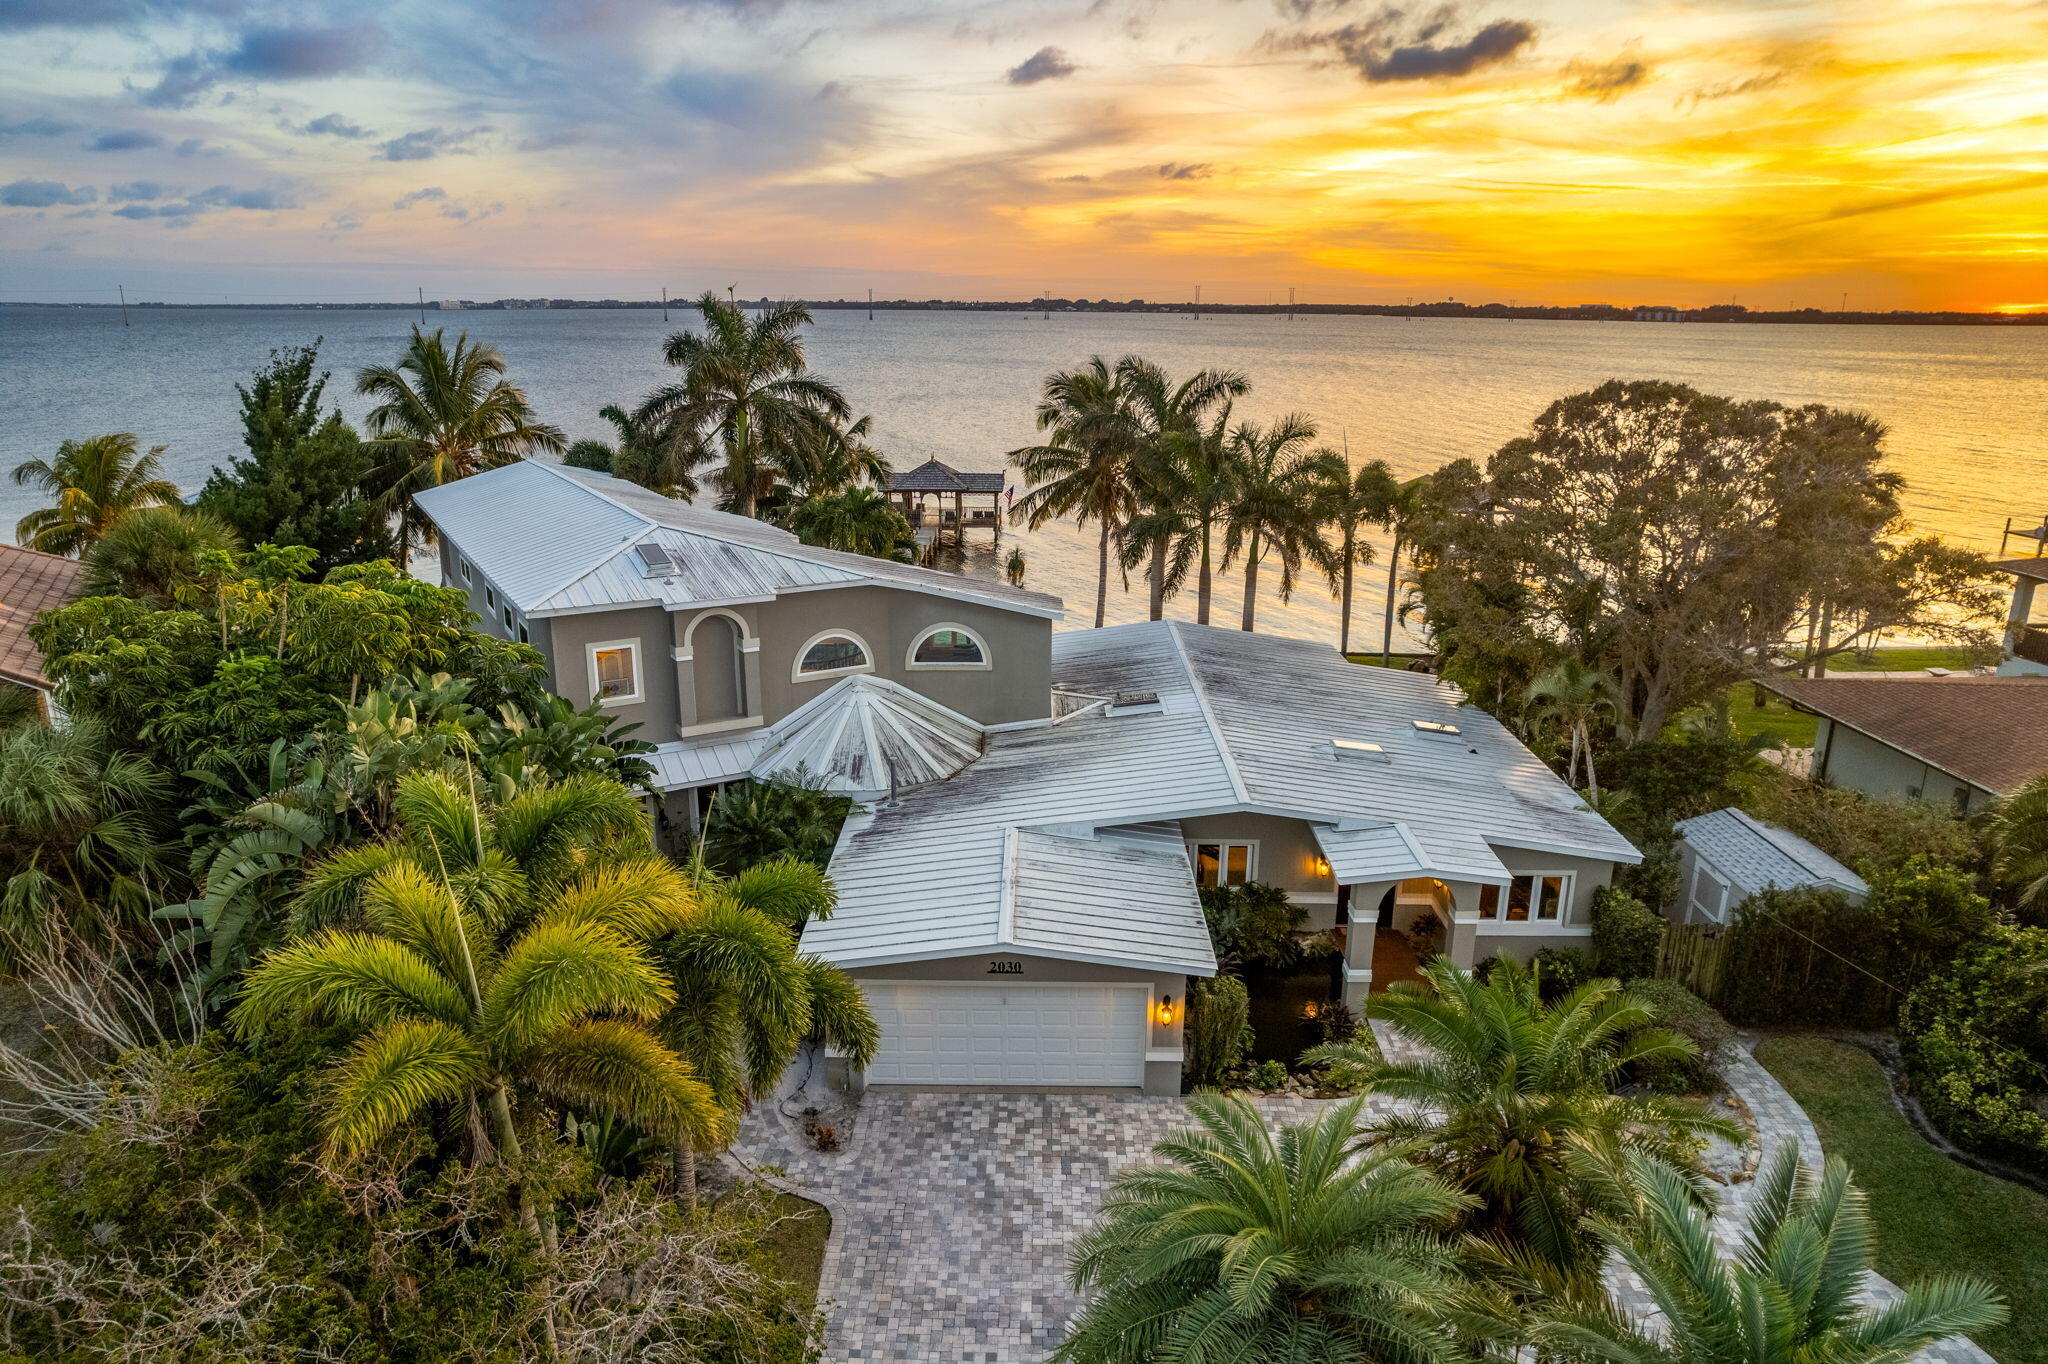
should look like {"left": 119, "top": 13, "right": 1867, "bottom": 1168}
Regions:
{"left": 862, "top": 982, "right": 1148, "bottom": 1088}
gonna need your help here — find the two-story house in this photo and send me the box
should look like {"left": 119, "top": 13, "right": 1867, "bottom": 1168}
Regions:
{"left": 417, "top": 461, "right": 1639, "bottom": 1096}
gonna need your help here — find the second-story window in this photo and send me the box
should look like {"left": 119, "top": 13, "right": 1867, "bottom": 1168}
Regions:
{"left": 795, "top": 631, "right": 872, "bottom": 679}
{"left": 909, "top": 624, "right": 989, "bottom": 668}
{"left": 589, "top": 640, "right": 642, "bottom": 704}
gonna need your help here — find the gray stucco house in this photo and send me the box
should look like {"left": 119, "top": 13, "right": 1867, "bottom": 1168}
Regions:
{"left": 416, "top": 460, "right": 1641, "bottom": 1095}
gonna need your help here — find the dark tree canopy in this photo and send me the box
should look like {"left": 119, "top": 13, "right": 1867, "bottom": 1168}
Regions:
{"left": 1412, "top": 379, "right": 1997, "bottom": 737}
{"left": 199, "top": 341, "right": 396, "bottom": 573}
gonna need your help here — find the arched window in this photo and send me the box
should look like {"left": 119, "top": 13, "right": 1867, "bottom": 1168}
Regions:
{"left": 908, "top": 624, "right": 989, "bottom": 669}
{"left": 794, "top": 631, "right": 872, "bottom": 679}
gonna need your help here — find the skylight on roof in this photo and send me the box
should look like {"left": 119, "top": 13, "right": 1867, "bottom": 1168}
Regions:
{"left": 633, "top": 542, "right": 678, "bottom": 578}
{"left": 1331, "top": 738, "right": 1390, "bottom": 762}
{"left": 1412, "top": 719, "right": 1462, "bottom": 737}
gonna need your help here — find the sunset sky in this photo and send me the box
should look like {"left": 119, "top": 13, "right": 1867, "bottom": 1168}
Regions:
{"left": 2, "top": 0, "right": 2044, "bottom": 310}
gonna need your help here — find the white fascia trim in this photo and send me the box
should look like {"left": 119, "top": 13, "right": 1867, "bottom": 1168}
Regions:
{"left": 985, "top": 715, "right": 1055, "bottom": 732}
{"left": 776, "top": 576, "right": 1066, "bottom": 621}
{"left": 821, "top": 942, "right": 1217, "bottom": 978}
{"left": 1486, "top": 833, "right": 1642, "bottom": 865}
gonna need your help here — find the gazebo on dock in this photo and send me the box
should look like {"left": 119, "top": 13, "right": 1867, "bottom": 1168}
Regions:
{"left": 887, "top": 459, "right": 1007, "bottom": 547}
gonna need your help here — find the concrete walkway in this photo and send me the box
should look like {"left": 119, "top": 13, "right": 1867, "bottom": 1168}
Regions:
{"left": 731, "top": 1035, "right": 1995, "bottom": 1363}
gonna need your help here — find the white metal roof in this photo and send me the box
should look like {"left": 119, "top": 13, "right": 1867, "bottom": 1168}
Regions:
{"left": 412, "top": 460, "right": 1063, "bottom": 620}
{"left": 646, "top": 730, "right": 771, "bottom": 789}
{"left": 749, "top": 675, "right": 985, "bottom": 800}
{"left": 804, "top": 619, "right": 1636, "bottom": 976}
{"left": 1676, "top": 807, "right": 1868, "bottom": 902}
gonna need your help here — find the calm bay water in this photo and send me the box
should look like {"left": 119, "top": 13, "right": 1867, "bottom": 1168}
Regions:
{"left": 3, "top": 305, "right": 2043, "bottom": 645}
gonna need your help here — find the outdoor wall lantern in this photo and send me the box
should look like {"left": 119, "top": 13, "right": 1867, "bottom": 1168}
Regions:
{"left": 1154, "top": 995, "right": 1178, "bottom": 1026}
{"left": 1312, "top": 855, "right": 1332, "bottom": 878}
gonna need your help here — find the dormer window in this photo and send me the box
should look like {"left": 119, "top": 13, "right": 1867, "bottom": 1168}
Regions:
{"left": 795, "top": 630, "right": 874, "bottom": 680}
{"left": 909, "top": 624, "right": 989, "bottom": 669}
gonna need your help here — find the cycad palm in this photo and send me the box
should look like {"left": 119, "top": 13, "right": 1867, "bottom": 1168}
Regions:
{"left": 1988, "top": 772, "right": 2048, "bottom": 911}
{"left": 1117, "top": 358, "right": 1249, "bottom": 621}
{"left": 635, "top": 292, "right": 850, "bottom": 517}
{"left": 235, "top": 771, "right": 723, "bottom": 1174}
{"left": 1057, "top": 1092, "right": 1474, "bottom": 1364}
{"left": 1525, "top": 658, "right": 1621, "bottom": 801}
{"left": 356, "top": 326, "right": 566, "bottom": 567}
{"left": 1308, "top": 452, "right": 1399, "bottom": 655}
{"left": 12, "top": 433, "right": 181, "bottom": 555}
{"left": 1531, "top": 1146, "right": 2005, "bottom": 1363}
{"left": 1009, "top": 357, "right": 1142, "bottom": 628}
{"left": 1220, "top": 415, "right": 1333, "bottom": 632}
{"left": 1304, "top": 957, "right": 1739, "bottom": 1281}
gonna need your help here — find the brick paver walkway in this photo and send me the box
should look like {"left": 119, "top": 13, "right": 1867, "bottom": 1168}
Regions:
{"left": 732, "top": 1029, "right": 1994, "bottom": 1363}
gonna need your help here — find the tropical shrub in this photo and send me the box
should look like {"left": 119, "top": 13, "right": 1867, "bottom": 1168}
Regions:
{"left": 1988, "top": 771, "right": 2048, "bottom": 921}
{"left": 1198, "top": 880, "right": 1309, "bottom": 969}
{"left": 1602, "top": 733, "right": 1763, "bottom": 832}
{"left": 1529, "top": 1146, "right": 2006, "bottom": 1361}
{"left": 1183, "top": 973, "right": 1251, "bottom": 1088}
{"left": 1303, "top": 958, "right": 1738, "bottom": 1279}
{"left": 1900, "top": 925, "right": 2048, "bottom": 1169}
{"left": 1248, "top": 1058, "right": 1288, "bottom": 1090}
{"left": 1745, "top": 765, "right": 1983, "bottom": 880}
{"left": 1621, "top": 979, "right": 1732, "bottom": 1094}
{"left": 1056, "top": 1094, "right": 1473, "bottom": 1364}
{"left": 78, "top": 504, "right": 240, "bottom": 606}
{"left": 1590, "top": 884, "right": 1664, "bottom": 981}
{"left": 1530, "top": 945, "right": 1594, "bottom": 999}
{"left": 699, "top": 778, "right": 853, "bottom": 873}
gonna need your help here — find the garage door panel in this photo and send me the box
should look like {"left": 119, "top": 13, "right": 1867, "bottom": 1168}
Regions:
{"left": 864, "top": 983, "right": 1147, "bottom": 1087}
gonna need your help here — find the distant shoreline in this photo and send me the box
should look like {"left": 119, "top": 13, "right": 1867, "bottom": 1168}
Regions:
{"left": 4, "top": 299, "right": 2041, "bottom": 326}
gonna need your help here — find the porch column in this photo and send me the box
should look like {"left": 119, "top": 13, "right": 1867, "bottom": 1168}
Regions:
{"left": 670, "top": 614, "right": 699, "bottom": 732}
{"left": 1338, "top": 879, "right": 1398, "bottom": 1011}
{"left": 1442, "top": 881, "right": 1490, "bottom": 971}
{"left": 2006, "top": 577, "right": 2038, "bottom": 655}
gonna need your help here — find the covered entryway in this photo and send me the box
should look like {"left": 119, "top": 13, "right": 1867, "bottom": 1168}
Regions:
{"left": 861, "top": 982, "right": 1149, "bottom": 1088}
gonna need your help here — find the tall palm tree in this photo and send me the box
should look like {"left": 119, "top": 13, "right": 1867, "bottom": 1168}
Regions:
{"left": 1379, "top": 475, "right": 1433, "bottom": 666}
{"left": 635, "top": 292, "right": 850, "bottom": 518}
{"left": 0, "top": 719, "right": 171, "bottom": 964}
{"left": 1304, "top": 957, "right": 1739, "bottom": 1282}
{"left": 785, "top": 487, "right": 914, "bottom": 560}
{"left": 772, "top": 413, "right": 891, "bottom": 503}
{"left": 79, "top": 504, "right": 240, "bottom": 606}
{"left": 1309, "top": 451, "right": 1400, "bottom": 656}
{"left": 12, "top": 433, "right": 181, "bottom": 555}
{"left": 1117, "top": 358, "right": 1249, "bottom": 621}
{"left": 564, "top": 403, "right": 702, "bottom": 500}
{"left": 1989, "top": 772, "right": 2048, "bottom": 912}
{"left": 1219, "top": 415, "right": 1333, "bottom": 632}
{"left": 1119, "top": 414, "right": 1241, "bottom": 626}
{"left": 1057, "top": 1092, "right": 1474, "bottom": 1364}
{"left": 1525, "top": 658, "right": 1621, "bottom": 802}
{"left": 1009, "top": 357, "right": 1142, "bottom": 628}
{"left": 356, "top": 326, "right": 566, "bottom": 568}
{"left": 1531, "top": 1146, "right": 2005, "bottom": 1362}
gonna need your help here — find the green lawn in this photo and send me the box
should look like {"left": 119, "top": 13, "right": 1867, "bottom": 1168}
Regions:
{"left": 1755, "top": 1035, "right": 2048, "bottom": 1363}
{"left": 756, "top": 1190, "right": 831, "bottom": 1304}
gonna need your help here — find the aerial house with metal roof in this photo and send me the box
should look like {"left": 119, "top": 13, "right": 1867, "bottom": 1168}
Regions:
{"left": 416, "top": 461, "right": 1640, "bottom": 1096}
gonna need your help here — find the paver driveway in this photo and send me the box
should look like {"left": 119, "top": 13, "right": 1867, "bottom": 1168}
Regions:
{"left": 731, "top": 1088, "right": 1397, "bottom": 1363}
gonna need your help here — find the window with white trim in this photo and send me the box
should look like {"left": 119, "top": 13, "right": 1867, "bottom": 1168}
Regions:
{"left": 909, "top": 625, "right": 988, "bottom": 668}
{"left": 485, "top": 585, "right": 498, "bottom": 611}
{"left": 1477, "top": 872, "right": 1573, "bottom": 924}
{"left": 1188, "top": 841, "right": 1257, "bottom": 888}
{"left": 1688, "top": 863, "right": 1729, "bottom": 923}
{"left": 461, "top": 559, "right": 473, "bottom": 585}
{"left": 796, "top": 633, "right": 870, "bottom": 678}
{"left": 588, "top": 640, "right": 642, "bottom": 704}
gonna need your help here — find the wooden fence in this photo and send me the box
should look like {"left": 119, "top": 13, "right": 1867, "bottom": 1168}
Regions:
{"left": 1657, "top": 922, "right": 1729, "bottom": 1005}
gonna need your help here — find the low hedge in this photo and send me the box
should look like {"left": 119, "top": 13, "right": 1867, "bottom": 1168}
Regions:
{"left": 1900, "top": 925, "right": 2048, "bottom": 1170}
{"left": 1624, "top": 978, "right": 1733, "bottom": 1094}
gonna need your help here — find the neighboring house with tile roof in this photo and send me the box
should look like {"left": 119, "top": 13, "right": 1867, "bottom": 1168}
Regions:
{"left": 414, "top": 464, "right": 1642, "bottom": 1097}
{"left": 1760, "top": 675, "right": 2048, "bottom": 814}
{"left": 0, "top": 543, "right": 86, "bottom": 721}
{"left": 1673, "top": 808, "right": 1868, "bottom": 925}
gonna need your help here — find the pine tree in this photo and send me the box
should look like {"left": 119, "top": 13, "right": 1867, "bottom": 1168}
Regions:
{"left": 199, "top": 340, "right": 395, "bottom": 573}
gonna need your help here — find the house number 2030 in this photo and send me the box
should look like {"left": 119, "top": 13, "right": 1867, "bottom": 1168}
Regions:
{"left": 987, "top": 959, "right": 1023, "bottom": 975}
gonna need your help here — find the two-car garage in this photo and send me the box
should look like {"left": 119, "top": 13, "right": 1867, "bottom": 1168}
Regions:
{"left": 859, "top": 980, "right": 1152, "bottom": 1089}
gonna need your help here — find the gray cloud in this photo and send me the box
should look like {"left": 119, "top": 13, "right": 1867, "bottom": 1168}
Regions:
{"left": 392, "top": 185, "right": 448, "bottom": 208}
{"left": 1, "top": 178, "right": 97, "bottom": 206}
{"left": 1567, "top": 56, "right": 1647, "bottom": 99}
{"left": 175, "top": 138, "right": 211, "bottom": 156}
{"left": 376, "top": 126, "right": 487, "bottom": 161}
{"left": 302, "top": 112, "right": 370, "bottom": 138}
{"left": 142, "top": 23, "right": 386, "bottom": 107}
{"left": 1157, "top": 161, "right": 1211, "bottom": 180}
{"left": 109, "top": 181, "right": 297, "bottom": 220}
{"left": 109, "top": 179, "right": 167, "bottom": 200}
{"left": 90, "top": 128, "right": 166, "bottom": 151}
{"left": 0, "top": 0, "right": 245, "bottom": 30}
{"left": 1285, "top": 6, "right": 1536, "bottom": 83}
{"left": 1007, "top": 47, "right": 1077, "bottom": 85}
{"left": 0, "top": 115, "right": 76, "bottom": 137}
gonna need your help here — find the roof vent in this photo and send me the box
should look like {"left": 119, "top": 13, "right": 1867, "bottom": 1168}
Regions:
{"left": 633, "top": 542, "right": 679, "bottom": 578}
{"left": 1331, "top": 738, "right": 1391, "bottom": 763}
{"left": 1412, "top": 719, "right": 1462, "bottom": 737}
{"left": 1108, "top": 691, "right": 1162, "bottom": 715}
